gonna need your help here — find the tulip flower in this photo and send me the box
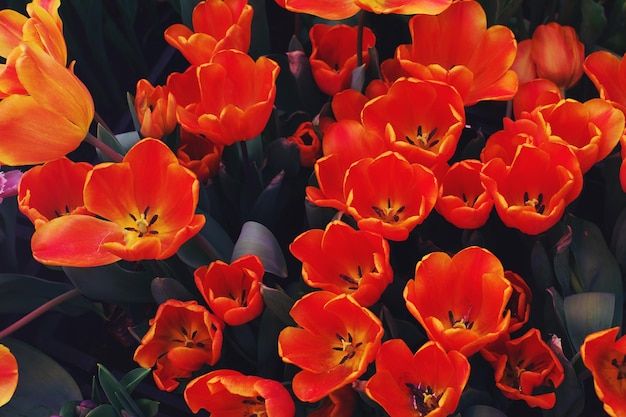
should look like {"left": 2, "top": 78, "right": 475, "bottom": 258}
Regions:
{"left": 584, "top": 50, "right": 626, "bottom": 113}
{"left": 289, "top": 220, "right": 393, "bottom": 307}
{"left": 481, "top": 142, "right": 583, "bottom": 235}
{"left": 18, "top": 157, "right": 93, "bottom": 229}
{"left": 276, "top": 0, "right": 453, "bottom": 20}
{"left": 278, "top": 291, "right": 383, "bottom": 402}
{"left": 173, "top": 49, "right": 280, "bottom": 146}
{"left": 343, "top": 151, "right": 438, "bottom": 241}
{"left": 365, "top": 339, "right": 470, "bottom": 417}
{"left": 164, "top": 0, "right": 253, "bottom": 65}
{"left": 184, "top": 369, "right": 295, "bottom": 417}
{"left": 404, "top": 246, "right": 513, "bottom": 357}
{"left": 504, "top": 271, "right": 532, "bottom": 333}
{"left": 361, "top": 78, "right": 465, "bottom": 168}
{"left": 512, "top": 78, "right": 562, "bottom": 119}
{"left": 0, "top": 344, "right": 18, "bottom": 407}
{"left": 391, "top": 0, "right": 518, "bottom": 106}
{"left": 194, "top": 255, "right": 265, "bottom": 326}
{"left": 308, "top": 24, "right": 376, "bottom": 96}
{"left": 483, "top": 328, "right": 564, "bottom": 409}
{"left": 0, "top": 42, "right": 94, "bottom": 166}
{"left": 176, "top": 128, "right": 223, "bottom": 184}
{"left": 435, "top": 159, "right": 494, "bottom": 230}
{"left": 30, "top": 139, "right": 206, "bottom": 267}
{"left": 581, "top": 327, "right": 626, "bottom": 417}
{"left": 309, "top": 385, "right": 356, "bottom": 417}
{"left": 285, "top": 121, "right": 322, "bottom": 167}
{"left": 133, "top": 300, "right": 224, "bottom": 392}
{"left": 134, "top": 79, "right": 177, "bottom": 139}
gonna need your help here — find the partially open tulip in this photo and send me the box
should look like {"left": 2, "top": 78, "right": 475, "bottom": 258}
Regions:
{"left": 278, "top": 291, "right": 383, "bottom": 402}
{"left": 164, "top": 0, "right": 253, "bottom": 65}
{"left": 289, "top": 220, "right": 393, "bottom": 307}
{"left": 391, "top": 0, "right": 518, "bottom": 106}
{"left": 285, "top": 121, "right": 322, "bottom": 167}
{"left": 176, "top": 128, "right": 223, "bottom": 184}
{"left": 30, "top": 139, "right": 206, "bottom": 267}
{"left": 404, "top": 246, "right": 513, "bottom": 357}
{"left": 276, "top": 0, "right": 453, "bottom": 20}
{"left": 134, "top": 79, "right": 177, "bottom": 139}
{"left": 581, "top": 327, "right": 626, "bottom": 417}
{"left": 184, "top": 369, "right": 295, "bottom": 417}
{"left": 134, "top": 299, "right": 224, "bottom": 392}
{"left": 0, "top": 344, "right": 18, "bottom": 407}
{"left": 366, "top": 339, "right": 470, "bottom": 417}
{"left": 173, "top": 49, "right": 279, "bottom": 146}
{"left": 584, "top": 51, "right": 626, "bottom": 113}
{"left": 308, "top": 24, "right": 376, "bottom": 96}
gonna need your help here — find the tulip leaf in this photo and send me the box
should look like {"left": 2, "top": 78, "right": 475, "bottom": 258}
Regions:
{"left": 248, "top": 171, "right": 289, "bottom": 230}
{"left": 119, "top": 368, "right": 152, "bottom": 394}
{"left": 179, "top": 0, "right": 200, "bottom": 29}
{"left": 0, "top": 338, "right": 81, "bottom": 417}
{"left": 461, "top": 405, "right": 508, "bottom": 417}
{"left": 0, "top": 273, "right": 94, "bottom": 315}
{"left": 115, "top": 131, "right": 141, "bottom": 154}
{"left": 232, "top": 221, "right": 287, "bottom": 278}
{"left": 96, "top": 123, "right": 124, "bottom": 158}
{"left": 64, "top": 263, "right": 155, "bottom": 304}
{"left": 126, "top": 92, "right": 142, "bottom": 134}
{"left": 257, "top": 308, "right": 286, "bottom": 379}
{"left": 135, "top": 398, "right": 159, "bottom": 417}
{"left": 580, "top": 0, "right": 607, "bottom": 47}
{"left": 97, "top": 364, "right": 145, "bottom": 417}
{"left": 248, "top": 0, "right": 271, "bottom": 59}
{"left": 84, "top": 404, "right": 119, "bottom": 417}
{"left": 548, "top": 334, "right": 585, "bottom": 417}
{"left": 563, "top": 292, "right": 615, "bottom": 352}
{"left": 265, "top": 139, "right": 301, "bottom": 178}
{"left": 177, "top": 213, "right": 234, "bottom": 267}
{"left": 567, "top": 215, "right": 623, "bottom": 328}
{"left": 151, "top": 277, "right": 196, "bottom": 304}
{"left": 260, "top": 284, "right": 296, "bottom": 326}
{"left": 546, "top": 287, "right": 573, "bottom": 353}
{"left": 530, "top": 241, "right": 555, "bottom": 290}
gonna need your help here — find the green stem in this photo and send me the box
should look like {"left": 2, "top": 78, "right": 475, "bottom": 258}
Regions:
{"left": 0, "top": 288, "right": 82, "bottom": 340}
{"left": 85, "top": 132, "right": 124, "bottom": 162}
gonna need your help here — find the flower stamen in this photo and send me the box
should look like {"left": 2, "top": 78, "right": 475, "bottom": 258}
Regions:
{"left": 524, "top": 192, "right": 545, "bottom": 215}
{"left": 405, "top": 382, "right": 442, "bottom": 415}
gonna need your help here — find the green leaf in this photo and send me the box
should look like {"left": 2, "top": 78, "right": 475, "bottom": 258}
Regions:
{"left": 260, "top": 284, "right": 296, "bottom": 326}
{"left": 0, "top": 274, "right": 93, "bottom": 315}
{"left": 64, "top": 263, "right": 155, "bottom": 304}
{"left": 548, "top": 334, "right": 585, "bottom": 417}
{"left": 580, "top": 0, "right": 608, "bottom": 47}
{"left": 0, "top": 339, "right": 82, "bottom": 417}
{"left": 461, "top": 405, "right": 508, "bottom": 417}
{"left": 530, "top": 241, "right": 555, "bottom": 290}
{"left": 563, "top": 292, "right": 615, "bottom": 352}
{"left": 248, "top": 171, "right": 288, "bottom": 229}
{"left": 265, "top": 139, "right": 301, "bottom": 178}
{"left": 97, "top": 365, "right": 145, "bottom": 417}
{"left": 257, "top": 308, "right": 286, "bottom": 379}
{"left": 85, "top": 404, "right": 119, "bottom": 417}
{"left": 97, "top": 123, "right": 124, "bottom": 159}
{"left": 120, "top": 368, "right": 152, "bottom": 394}
{"left": 58, "top": 400, "right": 80, "bottom": 417}
{"left": 232, "top": 221, "right": 287, "bottom": 277}
{"left": 248, "top": 0, "right": 272, "bottom": 59}
{"left": 177, "top": 213, "right": 234, "bottom": 268}
{"left": 151, "top": 277, "right": 196, "bottom": 304}
{"left": 114, "top": 131, "right": 141, "bottom": 154}
{"left": 135, "top": 398, "right": 159, "bottom": 417}
{"left": 127, "top": 92, "right": 142, "bottom": 134}
{"left": 179, "top": 0, "right": 200, "bottom": 29}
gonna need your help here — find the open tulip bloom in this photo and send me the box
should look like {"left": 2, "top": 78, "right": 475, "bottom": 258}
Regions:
{"left": 3, "top": 0, "right": 626, "bottom": 416}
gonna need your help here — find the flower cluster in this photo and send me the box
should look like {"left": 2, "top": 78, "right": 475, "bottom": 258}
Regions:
{"left": 0, "top": 0, "right": 626, "bottom": 416}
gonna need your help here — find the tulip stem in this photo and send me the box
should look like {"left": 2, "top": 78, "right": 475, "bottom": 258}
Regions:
{"left": 85, "top": 132, "right": 124, "bottom": 162}
{"left": 0, "top": 288, "right": 82, "bottom": 340}
{"left": 239, "top": 141, "right": 259, "bottom": 196}
{"left": 356, "top": 10, "right": 366, "bottom": 68}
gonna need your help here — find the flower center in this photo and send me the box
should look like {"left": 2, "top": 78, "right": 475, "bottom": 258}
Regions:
{"left": 372, "top": 198, "right": 405, "bottom": 223}
{"left": 524, "top": 192, "right": 545, "bottom": 214}
{"left": 332, "top": 332, "right": 362, "bottom": 365}
{"left": 229, "top": 289, "right": 248, "bottom": 307}
{"left": 242, "top": 396, "right": 267, "bottom": 417}
{"left": 405, "top": 125, "right": 439, "bottom": 149}
{"left": 339, "top": 265, "right": 363, "bottom": 290}
{"left": 448, "top": 306, "right": 474, "bottom": 329}
{"left": 171, "top": 326, "right": 206, "bottom": 349}
{"left": 611, "top": 354, "right": 626, "bottom": 380}
{"left": 53, "top": 204, "right": 72, "bottom": 217}
{"left": 405, "top": 382, "right": 442, "bottom": 416}
{"left": 502, "top": 359, "right": 535, "bottom": 391}
{"left": 125, "top": 206, "right": 159, "bottom": 237}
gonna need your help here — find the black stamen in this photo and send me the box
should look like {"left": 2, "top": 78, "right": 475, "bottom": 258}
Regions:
{"left": 129, "top": 213, "right": 137, "bottom": 221}
{"left": 149, "top": 214, "right": 158, "bottom": 226}
{"left": 405, "top": 136, "right": 415, "bottom": 145}
{"left": 428, "top": 127, "right": 438, "bottom": 141}
{"left": 143, "top": 206, "right": 150, "bottom": 217}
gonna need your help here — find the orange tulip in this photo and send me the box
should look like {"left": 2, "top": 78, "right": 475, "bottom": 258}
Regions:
{"left": 173, "top": 49, "right": 279, "bottom": 146}
{"left": 0, "top": 42, "right": 94, "bottom": 166}
{"left": 529, "top": 23, "right": 584, "bottom": 90}
{"left": 289, "top": 220, "right": 392, "bottom": 307}
{"left": 581, "top": 327, "right": 626, "bottom": 417}
{"left": 176, "top": 128, "right": 223, "bottom": 184}
{"left": 308, "top": 24, "right": 376, "bottom": 96}
{"left": 483, "top": 328, "right": 564, "bottom": 409}
{"left": 194, "top": 254, "right": 265, "bottom": 326}
{"left": 134, "top": 79, "right": 177, "bottom": 139}
{"left": 278, "top": 291, "right": 383, "bottom": 402}
{"left": 435, "top": 159, "right": 493, "bottom": 230}
{"left": 361, "top": 78, "right": 465, "bottom": 168}
{"left": 184, "top": 369, "right": 295, "bottom": 417}
{"left": 535, "top": 98, "right": 624, "bottom": 173}
{"left": 481, "top": 142, "right": 583, "bottom": 235}
{"left": 584, "top": 51, "right": 626, "bottom": 114}
{"left": 512, "top": 78, "right": 562, "bottom": 119}
{"left": 365, "top": 339, "right": 470, "bottom": 417}
{"left": 134, "top": 299, "right": 224, "bottom": 392}
{"left": 277, "top": 0, "right": 453, "bottom": 20}
{"left": 504, "top": 271, "right": 532, "bottom": 333}
{"left": 0, "top": 344, "right": 18, "bottom": 407}
{"left": 392, "top": 0, "right": 518, "bottom": 106}
{"left": 30, "top": 139, "right": 206, "bottom": 267}
{"left": 344, "top": 151, "right": 438, "bottom": 241}
{"left": 403, "top": 246, "right": 513, "bottom": 357}
{"left": 18, "top": 157, "right": 93, "bottom": 229}
{"left": 285, "top": 121, "right": 322, "bottom": 167}
{"left": 308, "top": 385, "right": 356, "bottom": 417}
{"left": 164, "top": 0, "right": 253, "bottom": 65}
